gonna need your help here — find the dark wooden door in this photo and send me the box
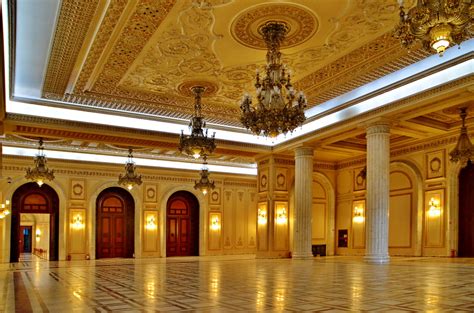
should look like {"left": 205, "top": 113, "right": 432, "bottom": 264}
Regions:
{"left": 166, "top": 192, "right": 199, "bottom": 256}
{"left": 459, "top": 161, "right": 474, "bottom": 257}
{"left": 19, "top": 226, "right": 32, "bottom": 253}
{"left": 96, "top": 188, "right": 134, "bottom": 259}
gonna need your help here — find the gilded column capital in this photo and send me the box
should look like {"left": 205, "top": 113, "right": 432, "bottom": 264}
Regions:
{"left": 359, "top": 117, "right": 395, "bottom": 134}
{"left": 294, "top": 146, "right": 314, "bottom": 158}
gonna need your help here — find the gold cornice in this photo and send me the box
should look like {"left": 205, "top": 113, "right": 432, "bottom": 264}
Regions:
{"left": 42, "top": 0, "right": 99, "bottom": 95}
{"left": 277, "top": 75, "right": 474, "bottom": 150}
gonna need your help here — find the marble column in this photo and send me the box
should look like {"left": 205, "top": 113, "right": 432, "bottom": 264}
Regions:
{"left": 365, "top": 122, "right": 391, "bottom": 264}
{"left": 293, "top": 146, "right": 314, "bottom": 259}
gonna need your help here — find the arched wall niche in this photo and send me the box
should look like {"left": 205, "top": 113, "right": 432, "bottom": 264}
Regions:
{"left": 389, "top": 160, "right": 423, "bottom": 256}
{"left": 312, "top": 171, "right": 336, "bottom": 256}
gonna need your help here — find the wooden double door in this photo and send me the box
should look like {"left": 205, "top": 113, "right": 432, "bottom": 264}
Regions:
{"left": 96, "top": 188, "right": 134, "bottom": 259}
{"left": 459, "top": 161, "right": 474, "bottom": 257}
{"left": 166, "top": 191, "right": 199, "bottom": 257}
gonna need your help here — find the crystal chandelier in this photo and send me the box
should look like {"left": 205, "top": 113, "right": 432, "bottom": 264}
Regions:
{"left": 194, "top": 156, "right": 215, "bottom": 195}
{"left": 25, "top": 138, "right": 55, "bottom": 187}
{"left": 179, "top": 86, "right": 216, "bottom": 159}
{"left": 0, "top": 200, "right": 10, "bottom": 219}
{"left": 394, "top": 0, "right": 473, "bottom": 56}
{"left": 240, "top": 21, "right": 306, "bottom": 137}
{"left": 118, "top": 148, "right": 143, "bottom": 190}
{"left": 449, "top": 107, "right": 473, "bottom": 167}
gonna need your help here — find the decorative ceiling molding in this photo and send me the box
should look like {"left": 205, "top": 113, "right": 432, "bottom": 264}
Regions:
{"left": 42, "top": 0, "right": 99, "bottom": 95}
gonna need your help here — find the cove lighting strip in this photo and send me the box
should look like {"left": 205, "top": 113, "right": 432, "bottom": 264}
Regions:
{"left": 2, "top": 146, "right": 258, "bottom": 176}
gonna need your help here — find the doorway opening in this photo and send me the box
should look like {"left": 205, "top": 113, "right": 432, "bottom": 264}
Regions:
{"left": 166, "top": 191, "right": 199, "bottom": 257}
{"left": 10, "top": 183, "right": 59, "bottom": 262}
{"left": 96, "top": 187, "right": 135, "bottom": 259}
{"left": 459, "top": 160, "right": 474, "bottom": 257}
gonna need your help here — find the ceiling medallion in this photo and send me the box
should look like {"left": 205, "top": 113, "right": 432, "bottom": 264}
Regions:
{"left": 179, "top": 86, "right": 216, "bottom": 159}
{"left": 25, "top": 138, "right": 55, "bottom": 187}
{"left": 194, "top": 156, "right": 215, "bottom": 195}
{"left": 394, "top": 0, "right": 473, "bottom": 56}
{"left": 231, "top": 4, "right": 317, "bottom": 50}
{"left": 118, "top": 148, "right": 143, "bottom": 190}
{"left": 240, "top": 21, "right": 307, "bottom": 137}
{"left": 449, "top": 107, "right": 473, "bottom": 167}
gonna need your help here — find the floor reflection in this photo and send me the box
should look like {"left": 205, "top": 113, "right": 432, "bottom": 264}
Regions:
{"left": 1, "top": 256, "right": 474, "bottom": 311}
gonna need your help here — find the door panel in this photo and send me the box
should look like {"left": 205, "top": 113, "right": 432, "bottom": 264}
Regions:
{"left": 459, "top": 161, "right": 474, "bottom": 257}
{"left": 166, "top": 192, "right": 199, "bottom": 257}
{"left": 96, "top": 188, "right": 134, "bottom": 259}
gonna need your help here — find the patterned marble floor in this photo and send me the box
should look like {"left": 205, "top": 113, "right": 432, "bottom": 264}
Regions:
{"left": 1, "top": 255, "right": 474, "bottom": 312}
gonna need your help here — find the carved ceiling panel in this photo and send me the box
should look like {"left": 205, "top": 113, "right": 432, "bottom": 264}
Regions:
{"left": 41, "top": 0, "right": 429, "bottom": 127}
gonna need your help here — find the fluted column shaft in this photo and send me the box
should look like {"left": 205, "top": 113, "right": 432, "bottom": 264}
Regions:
{"left": 365, "top": 123, "right": 390, "bottom": 264}
{"left": 293, "top": 147, "right": 314, "bottom": 259}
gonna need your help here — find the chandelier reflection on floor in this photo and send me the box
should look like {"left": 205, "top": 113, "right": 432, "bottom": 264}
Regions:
{"left": 194, "top": 155, "right": 215, "bottom": 195}
{"left": 394, "top": 0, "right": 473, "bottom": 56}
{"left": 118, "top": 148, "right": 143, "bottom": 190}
{"left": 240, "top": 21, "right": 306, "bottom": 138}
{"left": 449, "top": 107, "right": 473, "bottom": 167}
{"left": 179, "top": 86, "right": 216, "bottom": 159}
{"left": 25, "top": 138, "right": 55, "bottom": 187}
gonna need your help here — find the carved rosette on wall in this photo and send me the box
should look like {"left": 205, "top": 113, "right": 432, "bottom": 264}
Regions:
{"left": 70, "top": 179, "right": 85, "bottom": 200}
{"left": 210, "top": 187, "right": 221, "bottom": 205}
{"left": 144, "top": 184, "right": 157, "bottom": 202}
{"left": 426, "top": 150, "right": 445, "bottom": 179}
{"left": 353, "top": 167, "right": 367, "bottom": 191}
{"left": 275, "top": 168, "right": 287, "bottom": 191}
{"left": 259, "top": 170, "right": 268, "bottom": 193}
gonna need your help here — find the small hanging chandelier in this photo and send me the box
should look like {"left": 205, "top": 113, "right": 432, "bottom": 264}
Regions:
{"left": 449, "top": 107, "right": 473, "bottom": 167}
{"left": 194, "top": 156, "right": 215, "bottom": 195}
{"left": 118, "top": 148, "right": 143, "bottom": 190}
{"left": 240, "top": 21, "right": 306, "bottom": 137}
{"left": 394, "top": 0, "right": 473, "bottom": 56}
{"left": 25, "top": 138, "right": 55, "bottom": 187}
{"left": 179, "top": 86, "right": 216, "bottom": 159}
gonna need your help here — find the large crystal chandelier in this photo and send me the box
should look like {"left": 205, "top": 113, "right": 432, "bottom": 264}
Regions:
{"left": 394, "top": 0, "right": 473, "bottom": 56}
{"left": 25, "top": 138, "right": 55, "bottom": 187}
{"left": 240, "top": 21, "right": 306, "bottom": 138}
{"left": 449, "top": 107, "right": 473, "bottom": 167}
{"left": 194, "top": 156, "right": 215, "bottom": 195}
{"left": 118, "top": 148, "right": 143, "bottom": 190}
{"left": 179, "top": 86, "right": 216, "bottom": 159}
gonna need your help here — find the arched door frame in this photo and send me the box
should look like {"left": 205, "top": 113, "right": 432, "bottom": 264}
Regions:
{"left": 160, "top": 185, "right": 207, "bottom": 257}
{"left": 1, "top": 177, "right": 67, "bottom": 262}
{"left": 88, "top": 182, "right": 141, "bottom": 259}
{"left": 390, "top": 160, "right": 424, "bottom": 256}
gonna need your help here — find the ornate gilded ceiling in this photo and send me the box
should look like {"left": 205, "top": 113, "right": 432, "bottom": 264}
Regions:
{"left": 41, "top": 0, "right": 427, "bottom": 127}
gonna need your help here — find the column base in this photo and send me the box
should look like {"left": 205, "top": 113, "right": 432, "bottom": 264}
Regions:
{"left": 364, "top": 254, "right": 390, "bottom": 264}
{"left": 291, "top": 252, "right": 313, "bottom": 260}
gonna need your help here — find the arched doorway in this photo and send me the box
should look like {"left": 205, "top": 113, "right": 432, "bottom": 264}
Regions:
{"left": 96, "top": 187, "right": 134, "bottom": 258}
{"left": 459, "top": 161, "right": 474, "bottom": 257}
{"left": 10, "top": 182, "right": 59, "bottom": 262}
{"left": 166, "top": 191, "right": 199, "bottom": 256}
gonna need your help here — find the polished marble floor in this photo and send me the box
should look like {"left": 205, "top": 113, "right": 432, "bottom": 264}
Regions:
{"left": 1, "top": 255, "right": 474, "bottom": 312}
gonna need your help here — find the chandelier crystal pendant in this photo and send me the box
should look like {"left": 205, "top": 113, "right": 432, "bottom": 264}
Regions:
{"left": 25, "top": 138, "right": 55, "bottom": 187}
{"left": 118, "top": 148, "right": 143, "bottom": 190}
{"left": 394, "top": 0, "right": 473, "bottom": 56}
{"left": 194, "top": 156, "right": 215, "bottom": 195}
{"left": 179, "top": 86, "right": 216, "bottom": 159}
{"left": 449, "top": 107, "right": 473, "bottom": 167}
{"left": 240, "top": 21, "right": 307, "bottom": 137}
